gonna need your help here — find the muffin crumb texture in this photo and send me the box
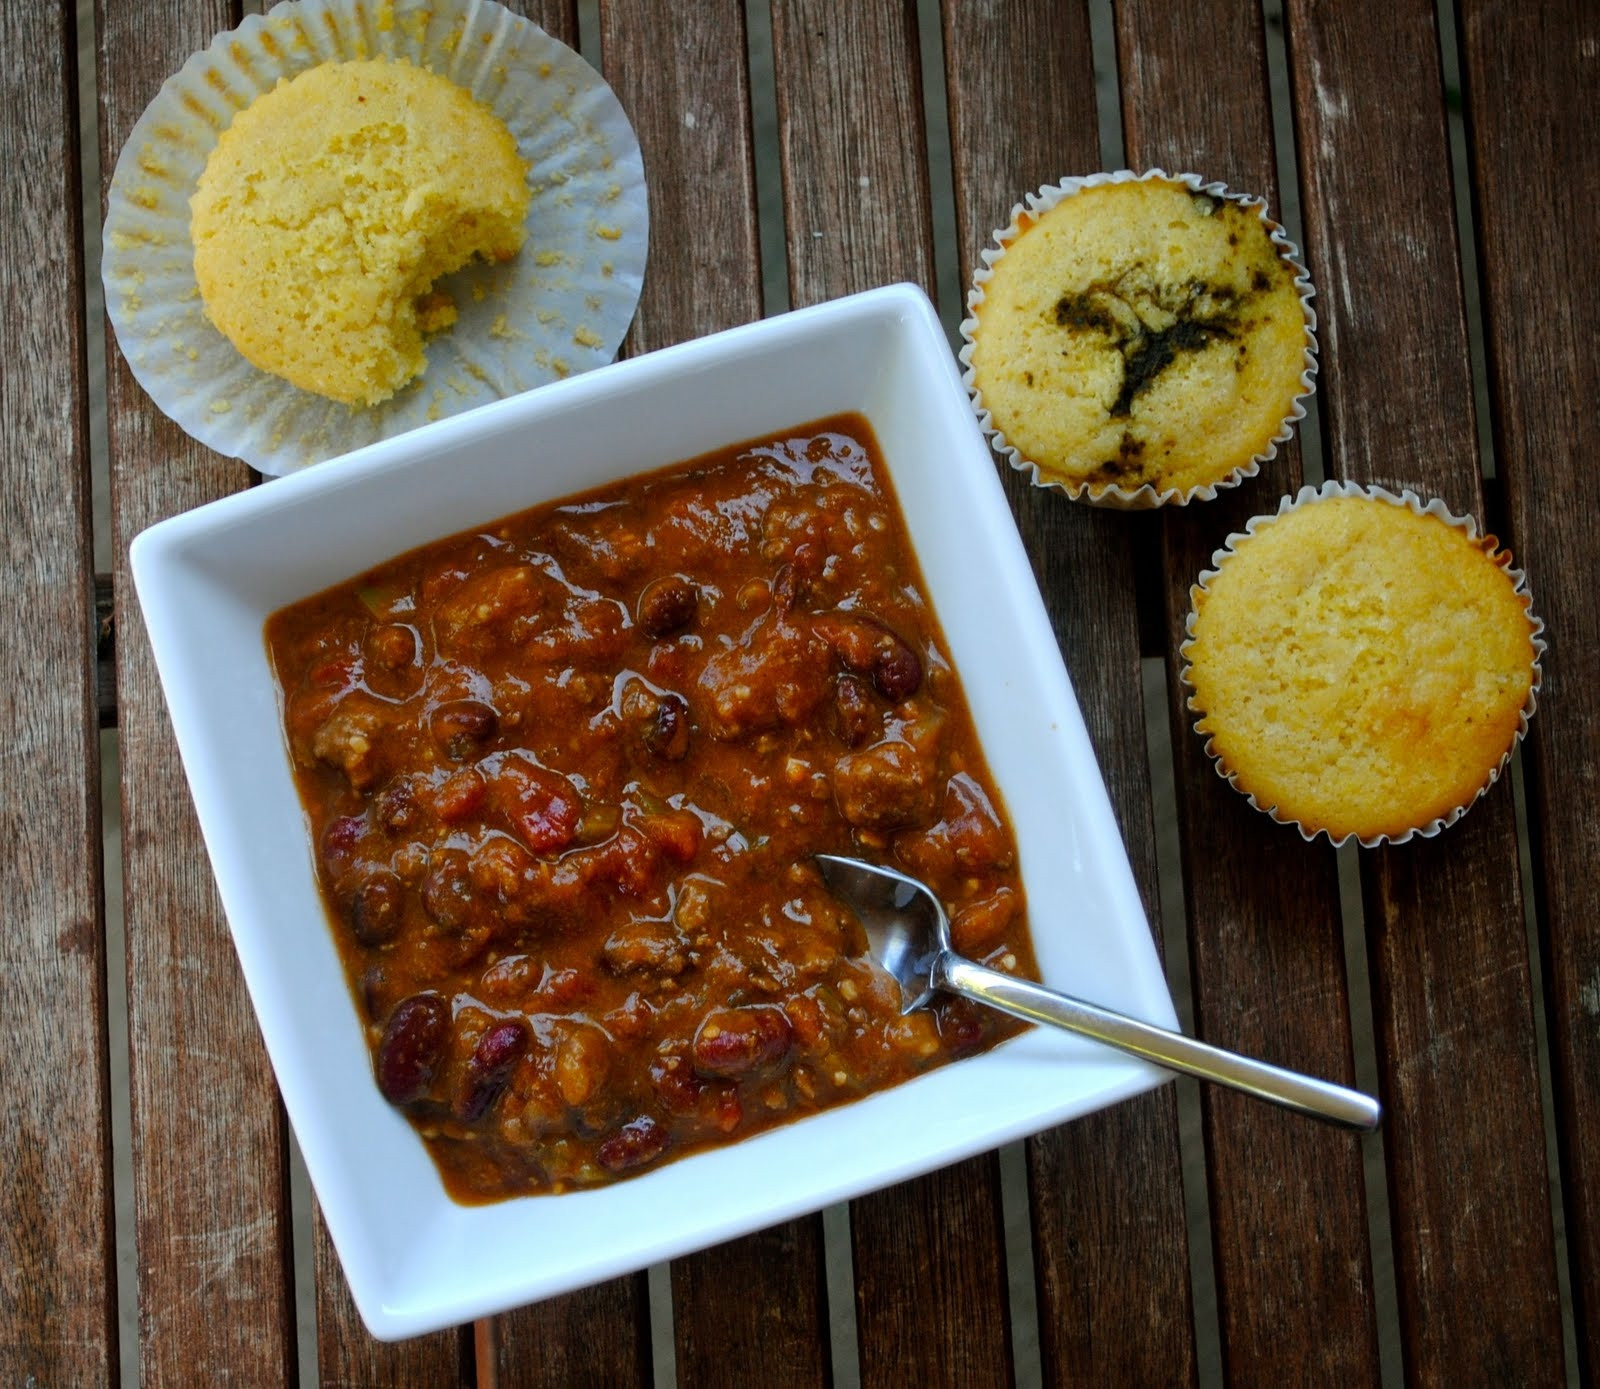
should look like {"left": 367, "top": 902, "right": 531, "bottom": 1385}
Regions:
{"left": 1185, "top": 495, "right": 1538, "bottom": 842}
{"left": 190, "top": 58, "right": 530, "bottom": 406}
{"left": 971, "top": 178, "right": 1309, "bottom": 497}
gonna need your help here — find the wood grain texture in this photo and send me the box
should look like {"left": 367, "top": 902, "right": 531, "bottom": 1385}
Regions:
{"left": 312, "top": 1209, "right": 470, "bottom": 1386}
{"left": 1457, "top": 1, "right": 1600, "bottom": 1375}
{"left": 601, "top": 0, "right": 762, "bottom": 355}
{"left": 850, "top": 1158, "right": 1012, "bottom": 1387}
{"left": 595, "top": 3, "right": 836, "bottom": 1382}
{"left": 0, "top": 0, "right": 117, "bottom": 1382}
{"left": 1115, "top": 0, "right": 1383, "bottom": 1380}
{"left": 1286, "top": 0, "right": 1567, "bottom": 1381}
{"left": 97, "top": 2, "right": 299, "bottom": 1381}
{"left": 768, "top": 1, "right": 1009, "bottom": 1382}
{"left": 673, "top": 1219, "right": 832, "bottom": 1388}
{"left": 771, "top": 0, "right": 934, "bottom": 307}
{"left": 493, "top": 1279, "right": 651, "bottom": 1389}
{"left": 940, "top": 2, "right": 1198, "bottom": 1382}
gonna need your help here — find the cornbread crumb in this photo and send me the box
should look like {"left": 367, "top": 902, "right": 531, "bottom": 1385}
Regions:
{"left": 1184, "top": 494, "right": 1538, "bottom": 841}
{"left": 970, "top": 177, "right": 1310, "bottom": 497}
{"left": 190, "top": 58, "right": 529, "bottom": 406}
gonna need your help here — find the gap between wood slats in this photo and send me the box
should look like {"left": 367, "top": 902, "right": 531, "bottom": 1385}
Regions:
{"left": 1259, "top": 2, "right": 1400, "bottom": 1383}
{"left": 1434, "top": 0, "right": 1580, "bottom": 1378}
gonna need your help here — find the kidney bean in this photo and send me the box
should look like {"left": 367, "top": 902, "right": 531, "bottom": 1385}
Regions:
{"left": 939, "top": 998, "right": 987, "bottom": 1052}
{"left": 532, "top": 965, "right": 598, "bottom": 1012}
{"left": 421, "top": 849, "right": 475, "bottom": 930}
{"left": 637, "top": 575, "right": 698, "bottom": 638}
{"left": 650, "top": 1050, "right": 706, "bottom": 1114}
{"left": 320, "top": 814, "right": 369, "bottom": 881}
{"left": 949, "top": 886, "right": 1020, "bottom": 957}
{"left": 375, "top": 777, "right": 421, "bottom": 831}
{"left": 871, "top": 638, "right": 922, "bottom": 701}
{"left": 692, "top": 1006, "right": 794, "bottom": 1078}
{"left": 832, "top": 674, "right": 878, "bottom": 748}
{"left": 349, "top": 870, "right": 405, "bottom": 946}
{"left": 430, "top": 699, "right": 499, "bottom": 759}
{"left": 816, "top": 613, "right": 923, "bottom": 701}
{"left": 555, "top": 1026, "right": 610, "bottom": 1108}
{"left": 478, "top": 953, "right": 538, "bottom": 1007}
{"left": 376, "top": 993, "right": 450, "bottom": 1104}
{"left": 455, "top": 1018, "right": 529, "bottom": 1122}
{"left": 365, "top": 623, "right": 418, "bottom": 670}
{"left": 596, "top": 1115, "right": 670, "bottom": 1172}
{"left": 642, "top": 693, "right": 691, "bottom": 761}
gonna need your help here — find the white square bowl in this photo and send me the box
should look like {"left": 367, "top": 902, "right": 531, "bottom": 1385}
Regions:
{"left": 131, "top": 283, "right": 1175, "bottom": 1340}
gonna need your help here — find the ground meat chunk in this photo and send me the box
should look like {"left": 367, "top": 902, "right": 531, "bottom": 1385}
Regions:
{"left": 433, "top": 564, "right": 553, "bottom": 656}
{"left": 896, "top": 772, "right": 1015, "bottom": 878}
{"left": 602, "top": 918, "right": 691, "bottom": 978}
{"left": 832, "top": 734, "right": 939, "bottom": 830}
{"left": 699, "top": 614, "right": 831, "bottom": 739}
{"left": 310, "top": 702, "right": 386, "bottom": 790}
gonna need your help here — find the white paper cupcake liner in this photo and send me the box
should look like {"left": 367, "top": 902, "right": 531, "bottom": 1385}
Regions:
{"left": 959, "top": 169, "right": 1318, "bottom": 509}
{"left": 102, "top": 0, "right": 648, "bottom": 476}
{"left": 1179, "top": 480, "right": 1545, "bottom": 847}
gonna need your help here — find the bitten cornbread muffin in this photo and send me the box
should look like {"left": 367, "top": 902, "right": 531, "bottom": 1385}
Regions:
{"left": 1182, "top": 488, "right": 1541, "bottom": 844}
{"left": 190, "top": 58, "right": 530, "bottom": 407}
{"left": 963, "top": 174, "right": 1314, "bottom": 503}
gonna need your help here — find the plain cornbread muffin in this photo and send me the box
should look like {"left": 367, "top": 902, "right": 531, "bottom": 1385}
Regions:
{"left": 1182, "top": 490, "right": 1540, "bottom": 843}
{"left": 965, "top": 174, "right": 1313, "bottom": 502}
{"left": 190, "top": 58, "right": 530, "bottom": 407}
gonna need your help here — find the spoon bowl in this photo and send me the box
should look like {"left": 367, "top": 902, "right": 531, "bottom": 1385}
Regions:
{"left": 816, "top": 854, "right": 1381, "bottom": 1131}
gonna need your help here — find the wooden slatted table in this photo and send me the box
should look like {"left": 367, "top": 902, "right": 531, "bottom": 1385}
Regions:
{"left": 5, "top": 0, "right": 1595, "bottom": 1383}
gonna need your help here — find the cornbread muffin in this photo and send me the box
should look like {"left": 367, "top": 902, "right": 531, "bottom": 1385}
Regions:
{"left": 964, "top": 174, "right": 1313, "bottom": 502}
{"left": 1183, "top": 489, "right": 1541, "bottom": 843}
{"left": 190, "top": 58, "right": 530, "bottom": 407}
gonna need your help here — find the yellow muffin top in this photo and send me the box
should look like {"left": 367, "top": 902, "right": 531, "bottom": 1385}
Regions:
{"left": 969, "top": 177, "right": 1310, "bottom": 498}
{"left": 190, "top": 58, "right": 530, "bottom": 407}
{"left": 1183, "top": 494, "right": 1538, "bottom": 842}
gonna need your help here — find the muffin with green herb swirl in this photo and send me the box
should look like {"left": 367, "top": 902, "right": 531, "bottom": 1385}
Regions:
{"left": 961, "top": 172, "right": 1316, "bottom": 505}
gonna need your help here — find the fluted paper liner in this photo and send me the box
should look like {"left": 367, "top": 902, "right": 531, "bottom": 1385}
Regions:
{"left": 103, "top": 0, "right": 648, "bottom": 476}
{"left": 959, "top": 169, "right": 1317, "bottom": 509}
{"left": 1179, "top": 481, "right": 1545, "bottom": 847}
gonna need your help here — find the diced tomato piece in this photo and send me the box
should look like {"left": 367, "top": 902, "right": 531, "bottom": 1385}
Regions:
{"left": 430, "top": 768, "right": 487, "bottom": 824}
{"left": 485, "top": 752, "right": 581, "bottom": 854}
{"left": 635, "top": 807, "right": 703, "bottom": 863}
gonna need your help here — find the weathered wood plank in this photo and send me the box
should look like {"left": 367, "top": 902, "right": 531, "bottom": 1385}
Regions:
{"left": 589, "top": 3, "right": 835, "bottom": 1381}
{"left": 1113, "top": 0, "right": 1384, "bottom": 1380}
{"left": 1457, "top": 1, "right": 1600, "bottom": 1375}
{"left": 0, "top": 0, "right": 117, "bottom": 1381}
{"left": 602, "top": 0, "right": 763, "bottom": 356}
{"left": 673, "top": 1219, "right": 831, "bottom": 1388}
{"left": 388, "top": 1, "right": 641, "bottom": 1382}
{"left": 492, "top": 1276, "right": 651, "bottom": 1389}
{"left": 768, "top": 2, "right": 1011, "bottom": 1382}
{"left": 312, "top": 1210, "right": 470, "bottom": 1386}
{"left": 772, "top": 0, "right": 934, "bottom": 306}
{"left": 940, "top": 2, "right": 1199, "bottom": 1382}
{"left": 1286, "top": 0, "right": 1567, "bottom": 1381}
{"left": 96, "top": 1, "right": 299, "bottom": 1380}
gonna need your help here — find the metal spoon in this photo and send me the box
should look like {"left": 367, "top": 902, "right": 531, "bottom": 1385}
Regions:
{"left": 815, "top": 855, "right": 1381, "bottom": 1131}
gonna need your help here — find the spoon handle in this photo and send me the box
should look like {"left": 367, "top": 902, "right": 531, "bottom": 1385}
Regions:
{"left": 935, "top": 954, "right": 1381, "bottom": 1131}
